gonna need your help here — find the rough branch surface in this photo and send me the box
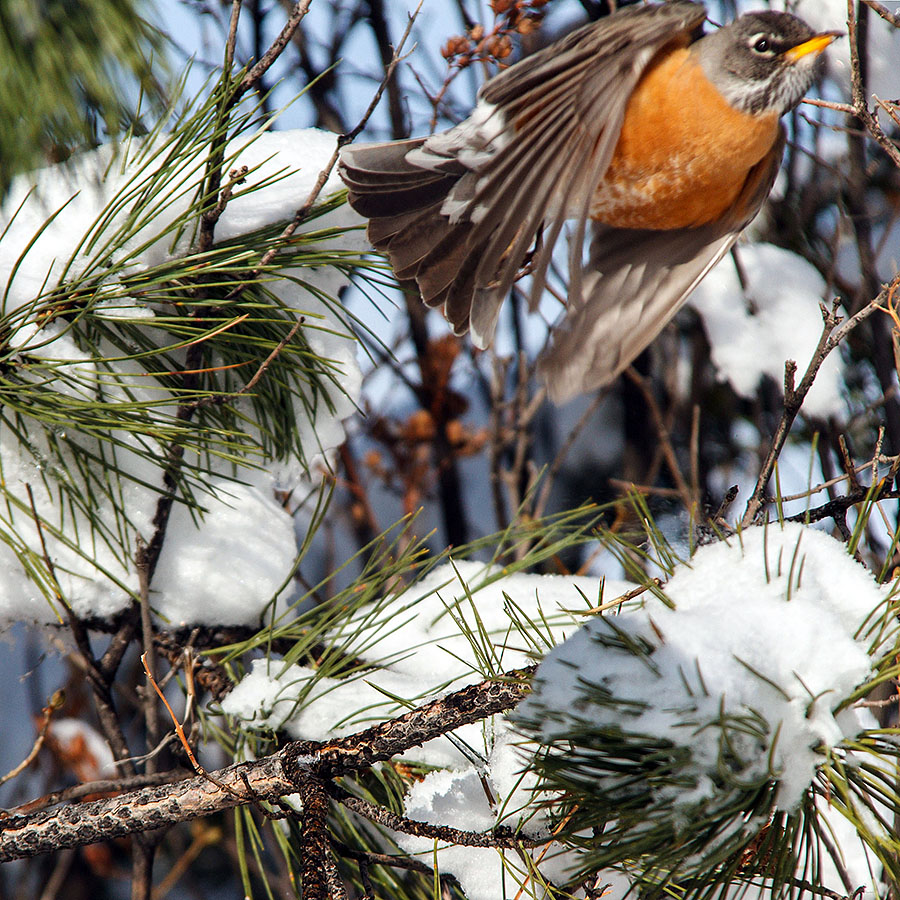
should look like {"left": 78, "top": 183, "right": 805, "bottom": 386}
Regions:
{"left": 0, "top": 671, "right": 530, "bottom": 861}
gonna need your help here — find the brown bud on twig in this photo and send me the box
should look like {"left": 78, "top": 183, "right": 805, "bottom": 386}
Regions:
{"left": 441, "top": 35, "right": 471, "bottom": 59}
{"left": 516, "top": 13, "right": 542, "bottom": 34}
{"left": 486, "top": 34, "right": 513, "bottom": 59}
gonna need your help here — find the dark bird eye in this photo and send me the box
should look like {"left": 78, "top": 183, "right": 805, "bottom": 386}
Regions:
{"left": 752, "top": 36, "right": 771, "bottom": 53}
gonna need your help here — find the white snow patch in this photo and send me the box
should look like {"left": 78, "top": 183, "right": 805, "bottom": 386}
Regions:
{"left": 224, "top": 562, "right": 635, "bottom": 897}
{"left": 226, "top": 561, "right": 629, "bottom": 765}
{"left": 688, "top": 243, "right": 844, "bottom": 418}
{"left": 48, "top": 718, "right": 117, "bottom": 780}
{"left": 227, "top": 529, "right": 891, "bottom": 897}
{"left": 397, "top": 738, "right": 576, "bottom": 900}
{"left": 520, "top": 523, "right": 884, "bottom": 813}
{"left": 152, "top": 478, "right": 298, "bottom": 627}
{"left": 793, "top": 0, "right": 899, "bottom": 106}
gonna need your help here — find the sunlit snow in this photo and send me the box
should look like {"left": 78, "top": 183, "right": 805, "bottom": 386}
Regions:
{"left": 0, "top": 129, "right": 362, "bottom": 626}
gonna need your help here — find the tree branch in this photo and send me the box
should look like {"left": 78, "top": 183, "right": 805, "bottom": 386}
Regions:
{"left": 0, "top": 669, "right": 532, "bottom": 861}
{"left": 740, "top": 279, "right": 898, "bottom": 527}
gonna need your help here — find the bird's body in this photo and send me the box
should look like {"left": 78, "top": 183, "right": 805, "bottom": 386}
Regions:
{"left": 340, "top": 1, "right": 839, "bottom": 402}
{"left": 591, "top": 45, "right": 780, "bottom": 229}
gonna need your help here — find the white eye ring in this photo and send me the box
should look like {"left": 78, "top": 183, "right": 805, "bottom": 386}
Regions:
{"left": 750, "top": 33, "right": 773, "bottom": 54}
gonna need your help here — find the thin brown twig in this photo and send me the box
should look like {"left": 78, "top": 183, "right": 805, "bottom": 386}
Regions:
{"left": 776, "top": 456, "right": 897, "bottom": 502}
{"left": 223, "top": 2, "right": 422, "bottom": 306}
{"left": 141, "top": 654, "right": 201, "bottom": 772}
{"left": 875, "top": 95, "right": 900, "bottom": 130}
{"left": 501, "top": 353, "right": 544, "bottom": 535}
{"left": 608, "top": 478, "right": 683, "bottom": 499}
{"left": 136, "top": 539, "right": 160, "bottom": 778}
{"left": 624, "top": 368, "right": 694, "bottom": 512}
{"left": 568, "top": 578, "right": 663, "bottom": 616}
{"left": 784, "top": 486, "right": 900, "bottom": 525}
{"left": 827, "top": 275, "right": 900, "bottom": 351}
{"left": 689, "top": 403, "right": 701, "bottom": 505}
{"left": 801, "top": 97, "right": 856, "bottom": 115}
{"left": 13, "top": 772, "right": 191, "bottom": 816}
{"left": 330, "top": 787, "right": 544, "bottom": 849}
{"left": 239, "top": 0, "right": 314, "bottom": 96}
{"left": 224, "top": 0, "right": 243, "bottom": 74}
{"left": 332, "top": 840, "right": 443, "bottom": 877}
{"left": 489, "top": 355, "right": 513, "bottom": 531}
{"left": 0, "top": 668, "right": 535, "bottom": 862}
{"left": 860, "top": 0, "right": 900, "bottom": 28}
{"left": 838, "top": 434, "right": 862, "bottom": 493}
{"left": 25, "top": 486, "right": 137, "bottom": 776}
{"left": 140, "top": 654, "right": 243, "bottom": 803}
{"left": 0, "top": 692, "right": 65, "bottom": 787}
{"left": 534, "top": 391, "right": 606, "bottom": 520}
{"left": 739, "top": 283, "right": 898, "bottom": 527}
{"left": 187, "top": 317, "right": 304, "bottom": 411}
{"left": 846, "top": 0, "right": 900, "bottom": 169}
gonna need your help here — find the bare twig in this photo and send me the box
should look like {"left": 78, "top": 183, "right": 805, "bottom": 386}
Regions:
{"left": 489, "top": 355, "right": 513, "bottom": 531}
{"left": 847, "top": 1, "right": 900, "bottom": 171}
{"left": 330, "top": 786, "right": 543, "bottom": 849}
{"left": 187, "top": 317, "right": 305, "bottom": 411}
{"left": 13, "top": 772, "right": 189, "bottom": 816}
{"left": 297, "top": 777, "right": 346, "bottom": 900}
{"left": 625, "top": 368, "right": 695, "bottom": 512}
{"left": 333, "top": 840, "right": 444, "bottom": 877}
{"left": 136, "top": 540, "right": 160, "bottom": 778}
{"left": 0, "top": 691, "right": 64, "bottom": 787}
{"left": 784, "top": 486, "right": 900, "bottom": 525}
{"left": 238, "top": 0, "right": 314, "bottom": 96}
{"left": 223, "top": 3, "right": 421, "bottom": 306}
{"left": 534, "top": 391, "right": 606, "bottom": 520}
{"left": 500, "top": 353, "right": 544, "bottom": 534}
{"left": 801, "top": 97, "right": 856, "bottom": 115}
{"left": 25, "top": 484, "right": 138, "bottom": 776}
{"left": 739, "top": 283, "right": 900, "bottom": 527}
{"left": 860, "top": 0, "right": 900, "bottom": 29}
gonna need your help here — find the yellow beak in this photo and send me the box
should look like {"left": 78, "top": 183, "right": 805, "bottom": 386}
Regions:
{"left": 785, "top": 31, "right": 842, "bottom": 63}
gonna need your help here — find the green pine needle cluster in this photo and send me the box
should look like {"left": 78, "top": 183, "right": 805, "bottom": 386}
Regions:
{"left": 0, "top": 75, "right": 378, "bottom": 612}
{"left": 0, "top": 0, "right": 164, "bottom": 194}
{"left": 512, "top": 513, "right": 900, "bottom": 900}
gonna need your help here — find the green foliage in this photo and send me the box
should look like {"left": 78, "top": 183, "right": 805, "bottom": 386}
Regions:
{"left": 213, "top": 502, "right": 609, "bottom": 896}
{"left": 0, "top": 73, "right": 377, "bottom": 612}
{"left": 0, "top": 0, "right": 164, "bottom": 194}
{"left": 513, "top": 512, "right": 900, "bottom": 900}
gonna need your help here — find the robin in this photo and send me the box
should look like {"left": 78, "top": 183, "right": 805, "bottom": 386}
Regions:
{"left": 340, "top": 1, "right": 840, "bottom": 402}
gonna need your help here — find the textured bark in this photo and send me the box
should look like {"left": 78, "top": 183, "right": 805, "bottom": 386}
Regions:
{"left": 0, "top": 757, "right": 291, "bottom": 861}
{"left": 0, "top": 670, "right": 531, "bottom": 861}
{"left": 281, "top": 670, "right": 532, "bottom": 783}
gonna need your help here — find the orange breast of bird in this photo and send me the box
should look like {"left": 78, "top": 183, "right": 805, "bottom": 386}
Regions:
{"left": 590, "top": 46, "right": 780, "bottom": 230}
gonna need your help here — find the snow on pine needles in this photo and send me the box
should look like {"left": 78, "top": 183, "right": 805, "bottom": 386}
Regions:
{"left": 0, "top": 126, "right": 364, "bottom": 626}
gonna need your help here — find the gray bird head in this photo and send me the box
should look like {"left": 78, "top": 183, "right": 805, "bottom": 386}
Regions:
{"left": 695, "top": 11, "right": 841, "bottom": 115}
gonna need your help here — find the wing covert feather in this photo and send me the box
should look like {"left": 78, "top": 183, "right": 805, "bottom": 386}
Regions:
{"left": 538, "top": 129, "right": 786, "bottom": 402}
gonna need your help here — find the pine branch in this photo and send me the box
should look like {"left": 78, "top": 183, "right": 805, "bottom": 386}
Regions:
{"left": 0, "top": 668, "right": 531, "bottom": 861}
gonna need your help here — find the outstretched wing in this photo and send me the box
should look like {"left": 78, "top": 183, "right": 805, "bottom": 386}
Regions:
{"left": 538, "top": 128, "right": 786, "bottom": 403}
{"left": 340, "top": 1, "right": 708, "bottom": 347}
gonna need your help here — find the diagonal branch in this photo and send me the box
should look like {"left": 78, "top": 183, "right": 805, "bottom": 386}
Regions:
{"left": 740, "top": 279, "right": 898, "bottom": 527}
{"left": 0, "top": 668, "right": 532, "bottom": 861}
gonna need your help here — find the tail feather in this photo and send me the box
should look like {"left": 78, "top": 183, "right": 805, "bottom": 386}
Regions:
{"left": 340, "top": 138, "right": 494, "bottom": 335}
